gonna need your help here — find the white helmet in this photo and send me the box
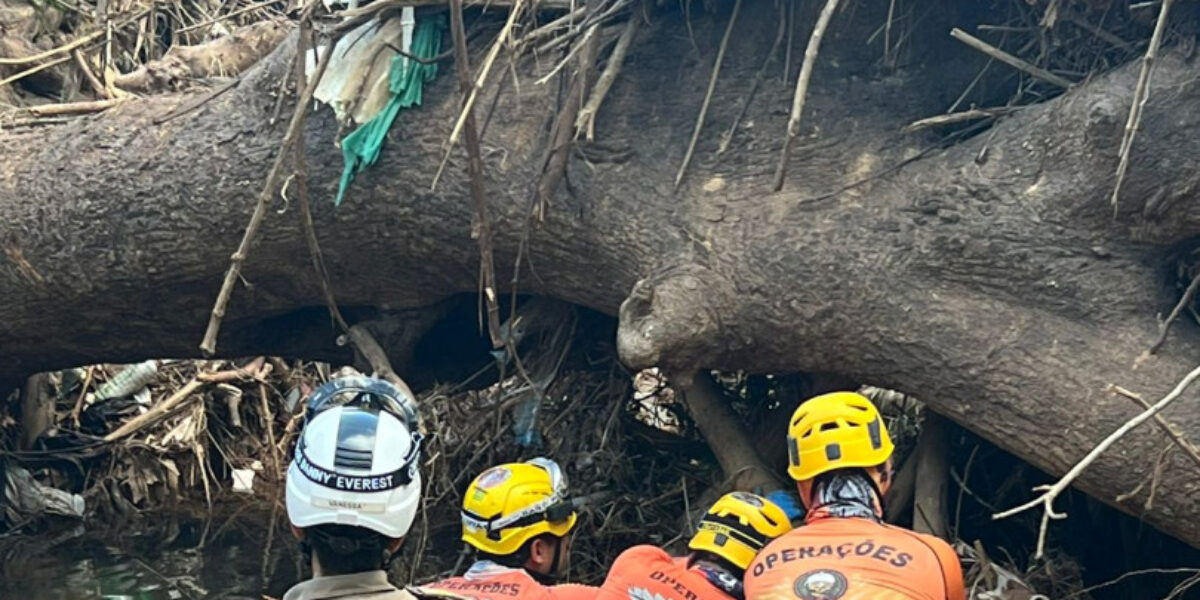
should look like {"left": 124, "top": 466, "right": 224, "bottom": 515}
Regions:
{"left": 286, "top": 376, "right": 423, "bottom": 539}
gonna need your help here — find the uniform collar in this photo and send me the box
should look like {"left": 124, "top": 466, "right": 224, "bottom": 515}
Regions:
{"left": 465, "top": 560, "right": 555, "bottom": 586}
{"left": 692, "top": 561, "right": 744, "bottom": 600}
{"left": 284, "top": 570, "right": 399, "bottom": 600}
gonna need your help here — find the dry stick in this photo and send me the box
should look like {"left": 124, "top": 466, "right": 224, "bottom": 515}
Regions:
{"left": 104, "top": 379, "right": 206, "bottom": 442}
{"left": 1149, "top": 270, "right": 1200, "bottom": 355}
{"left": 902, "top": 107, "right": 1021, "bottom": 133}
{"left": 0, "top": 7, "right": 150, "bottom": 66}
{"left": 447, "top": 0, "right": 525, "bottom": 149}
{"left": 1063, "top": 14, "right": 1133, "bottom": 51}
{"left": 0, "top": 55, "right": 73, "bottom": 89}
{"left": 992, "top": 362, "right": 1200, "bottom": 559}
{"left": 259, "top": 382, "right": 281, "bottom": 479}
{"left": 516, "top": 4, "right": 589, "bottom": 48}
{"left": 949, "top": 28, "right": 1073, "bottom": 89}
{"left": 536, "top": 27, "right": 597, "bottom": 222}
{"left": 1109, "top": 384, "right": 1200, "bottom": 472}
{"left": 73, "top": 50, "right": 108, "bottom": 98}
{"left": 533, "top": 23, "right": 597, "bottom": 86}
{"left": 771, "top": 0, "right": 840, "bottom": 192}
{"left": 450, "top": 0, "right": 504, "bottom": 349}
{"left": 291, "top": 17, "right": 351, "bottom": 335}
{"left": 26, "top": 98, "right": 124, "bottom": 116}
{"left": 1040, "top": 0, "right": 1063, "bottom": 27}
{"left": 199, "top": 14, "right": 338, "bottom": 355}
{"left": 196, "top": 356, "right": 267, "bottom": 382}
{"left": 718, "top": 1, "right": 785, "bottom": 156}
{"left": 575, "top": 16, "right": 638, "bottom": 141}
{"left": 430, "top": 0, "right": 526, "bottom": 191}
{"left": 884, "top": 0, "right": 896, "bottom": 67}
{"left": 0, "top": 35, "right": 101, "bottom": 68}
{"left": 70, "top": 365, "right": 97, "bottom": 428}
{"left": 673, "top": 0, "right": 742, "bottom": 190}
{"left": 178, "top": 0, "right": 283, "bottom": 33}
{"left": 1110, "top": 0, "right": 1174, "bottom": 216}
{"left": 782, "top": 0, "right": 794, "bottom": 83}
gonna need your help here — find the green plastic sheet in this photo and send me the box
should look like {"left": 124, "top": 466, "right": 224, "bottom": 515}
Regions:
{"left": 336, "top": 16, "right": 444, "bottom": 206}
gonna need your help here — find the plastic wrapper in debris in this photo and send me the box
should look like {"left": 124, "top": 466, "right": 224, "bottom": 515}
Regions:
{"left": 230, "top": 469, "right": 255, "bottom": 494}
{"left": 94, "top": 360, "right": 160, "bottom": 401}
{"left": 511, "top": 393, "right": 543, "bottom": 448}
{"left": 3, "top": 462, "right": 85, "bottom": 524}
{"left": 305, "top": 16, "right": 413, "bottom": 126}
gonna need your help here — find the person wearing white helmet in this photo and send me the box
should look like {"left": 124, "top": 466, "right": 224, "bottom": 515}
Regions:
{"left": 283, "top": 376, "right": 425, "bottom": 600}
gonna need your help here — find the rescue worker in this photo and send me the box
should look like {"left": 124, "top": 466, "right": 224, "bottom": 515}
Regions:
{"left": 412, "top": 459, "right": 598, "bottom": 600}
{"left": 599, "top": 492, "right": 792, "bottom": 600}
{"left": 282, "top": 376, "right": 425, "bottom": 600}
{"left": 743, "top": 392, "right": 965, "bottom": 600}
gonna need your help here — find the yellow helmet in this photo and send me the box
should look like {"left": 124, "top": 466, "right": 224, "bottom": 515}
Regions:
{"left": 688, "top": 492, "right": 792, "bottom": 570}
{"left": 787, "top": 391, "right": 894, "bottom": 481}
{"left": 461, "top": 458, "right": 577, "bottom": 556}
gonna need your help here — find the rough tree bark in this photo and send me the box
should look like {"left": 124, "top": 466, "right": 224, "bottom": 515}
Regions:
{"left": 4, "top": 3, "right": 1200, "bottom": 547}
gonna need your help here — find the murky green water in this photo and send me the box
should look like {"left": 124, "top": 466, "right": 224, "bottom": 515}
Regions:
{"left": 0, "top": 505, "right": 301, "bottom": 600}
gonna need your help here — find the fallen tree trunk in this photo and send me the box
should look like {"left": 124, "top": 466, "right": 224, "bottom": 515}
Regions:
{"left": 4, "top": 3, "right": 1200, "bottom": 548}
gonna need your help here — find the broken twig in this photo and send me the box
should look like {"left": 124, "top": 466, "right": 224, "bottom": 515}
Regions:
{"left": 1148, "top": 269, "right": 1200, "bottom": 355}
{"left": 25, "top": 98, "right": 125, "bottom": 116}
{"left": 73, "top": 50, "right": 108, "bottom": 98}
{"left": 1111, "top": 0, "right": 1174, "bottom": 215}
{"left": 772, "top": 0, "right": 841, "bottom": 192}
{"left": 720, "top": 3, "right": 786, "bottom": 155}
{"left": 949, "top": 28, "right": 1073, "bottom": 89}
{"left": 449, "top": 0, "right": 504, "bottom": 349}
{"left": 993, "top": 363, "right": 1200, "bottom": 558}
{"left": 200, "top": 4, "right": 338, "bottom": 355}
{"left": 675, "top": 0, "right": 741, "bottom": 190}
{"left": 104, "top": 379, "right": 206, "bottom": 442}
{"left": 1108, "top": 384, "right": 1200, "bottom": 473}
{"left": 902, "top": 107, "right": 1021, "bottom": 133}
{"left": 575, "top": 16, "right": 639, "bottom": 141}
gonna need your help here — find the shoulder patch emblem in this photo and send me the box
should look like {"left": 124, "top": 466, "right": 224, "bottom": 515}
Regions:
{"left": 792, "top": 569, "right": 848, "bottom": 600}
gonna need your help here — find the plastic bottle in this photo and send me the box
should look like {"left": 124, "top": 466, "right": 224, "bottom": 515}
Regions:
{"left": 511, "top": 394, "right": 543, "bottom": 448}
{"left": 94, "top": 360, "right": 160, "bottom": 401}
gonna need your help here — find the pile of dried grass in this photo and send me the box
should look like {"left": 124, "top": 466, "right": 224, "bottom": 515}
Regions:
{"left": 0, "top": 0, "right": 289, "bottom": 115}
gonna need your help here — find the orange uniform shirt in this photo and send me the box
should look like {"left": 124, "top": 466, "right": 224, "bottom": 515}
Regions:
{"left": 416, "top": 561, "right": 598, "bottom": 600}
{"left": 599, "top": 545, "right": 731, "bottom": 600}
{"left": 743, "top": 518, "right": 964, "bottom": 600}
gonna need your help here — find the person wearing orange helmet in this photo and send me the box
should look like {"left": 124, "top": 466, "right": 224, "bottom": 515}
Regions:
{"left": 599, "top": 492, "right": 792, "bottom": 600}
{"left": 410, "top": 458, "right": 597, "bottom": 600}
{"left": 743, "top": 392, "right": 965, "bottom": 600}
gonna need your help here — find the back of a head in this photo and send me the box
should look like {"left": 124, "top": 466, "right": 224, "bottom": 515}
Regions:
{"left": 786, "top": 391, "right": 894, "bottom": 483}
{"left": 460, "top": 458, "right": 577, "bottom": 565}
{"left": 688, "top": 492, "right": 792, "bottom": 574}
{"left": 285, "top": 376, "right": 424, "bottom": 574}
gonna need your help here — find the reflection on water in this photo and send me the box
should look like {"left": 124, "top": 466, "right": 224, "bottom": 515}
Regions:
{"left": 0, "top": 503, "right": 301, "bottom": 600}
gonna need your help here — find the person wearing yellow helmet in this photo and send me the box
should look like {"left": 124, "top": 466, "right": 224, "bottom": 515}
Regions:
{"left": 598, "top": 492, "right": 791, "bottom": 600}
{"left": 743, "top": 392, "right": 965, "bottom": 600}
{"left": 411, "top": 458, "right": 597, "bottom": 600}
